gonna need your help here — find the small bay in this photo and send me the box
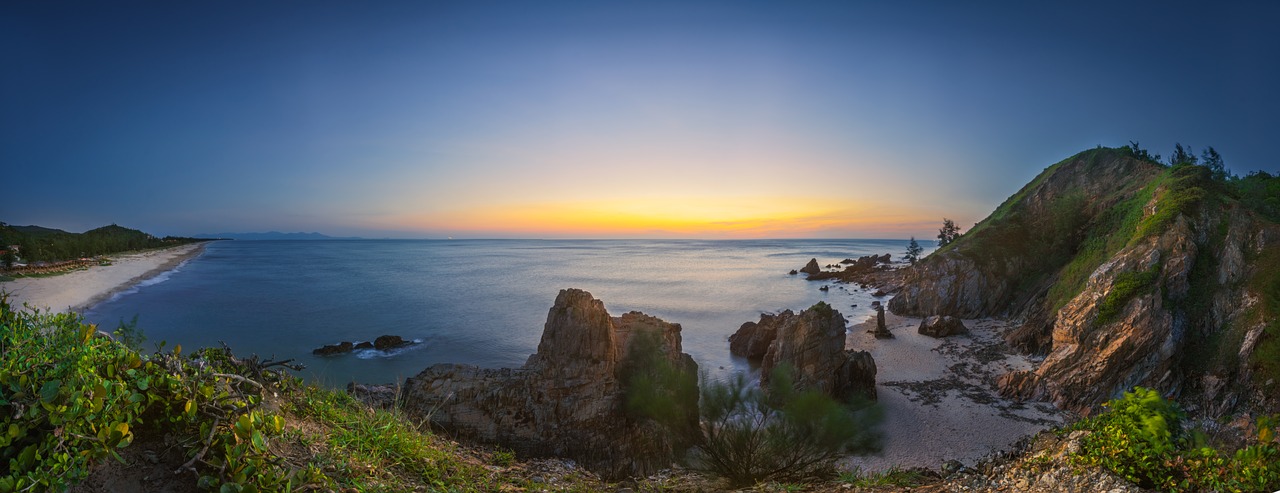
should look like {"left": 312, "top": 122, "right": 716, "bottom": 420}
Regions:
{"left": 84, "top": 239, "right": 921, "bottom": 386}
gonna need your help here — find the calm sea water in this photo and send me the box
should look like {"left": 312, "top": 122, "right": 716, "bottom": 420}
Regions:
{"left": 84, "top": 239, "right": 930, "bottom": 386}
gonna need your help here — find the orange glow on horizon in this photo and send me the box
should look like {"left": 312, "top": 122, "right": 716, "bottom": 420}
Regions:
{"left": 376, "top": 196, "right": 942, "bottom": 238}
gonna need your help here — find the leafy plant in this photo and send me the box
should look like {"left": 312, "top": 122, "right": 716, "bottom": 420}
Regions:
{"left": 1069, "top": 387, "right": 1280, "bottom": 492}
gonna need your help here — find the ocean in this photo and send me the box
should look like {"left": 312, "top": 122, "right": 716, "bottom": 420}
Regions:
{"left": 84, "top": 239, "right": 930, "bottom": 387}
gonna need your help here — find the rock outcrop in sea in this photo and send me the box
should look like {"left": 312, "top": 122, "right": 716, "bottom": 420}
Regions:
{"left": 885, "top": 147, "right": 1280, "bottom": 416}
{"left": 399, "top": 289, "right": 698, "bottom": 479}
{"left": 729, "top": 303, "right": 877, "bottom": 402}
{"left": 799, "top": 257, "right": 821, "bottom": 275}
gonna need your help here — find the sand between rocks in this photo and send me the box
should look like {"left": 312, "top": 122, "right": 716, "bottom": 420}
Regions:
{"left": 840, "top": 310, "right": 1064, "bottom": 473}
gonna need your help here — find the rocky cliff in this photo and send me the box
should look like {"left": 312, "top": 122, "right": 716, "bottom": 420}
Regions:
{"left": 889, "top": 147, "right": 1280, "bottom": 416}
{"left": 399, "top": 289, "right": 698, "bottom": 479}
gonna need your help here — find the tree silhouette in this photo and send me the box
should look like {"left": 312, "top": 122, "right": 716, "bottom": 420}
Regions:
{"left": 937, "top": 218, "right": 961, "bottom": 247}
{"left": 903, "top": 237, "right": 923, "bottom": 264}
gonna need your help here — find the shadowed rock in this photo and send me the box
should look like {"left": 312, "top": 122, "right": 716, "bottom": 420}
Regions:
{"left": 918, "top": 315, "right": 969, "bottom": 338}
{"left": 740, "top": 302, "right": 877, "bottom": 402}
{"left": 400, "top": 289, "right": 698, "bottom": 479}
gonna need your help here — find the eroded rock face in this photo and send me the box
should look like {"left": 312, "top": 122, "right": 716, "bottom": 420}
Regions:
{"left": 728, "top": 311, "right": 787, "bottom": 359}
{"left": 995, "top": 196, "right": 1280, "bottom": 416}
{"left": 400, "top": 289, "right": 698, "bottom": 479}
{"left": 886, "top": 149, "right": 1280, "bottom": 416}
{"left": 746, "top": 303, "right": 877, "bottom": 402}
{"left": 918, "top": 315, "right": 969, "bottom": 338}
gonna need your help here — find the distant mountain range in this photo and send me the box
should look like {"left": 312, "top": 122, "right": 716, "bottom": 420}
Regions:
{"left": 194, "top": 232, "right": 363, "bottom": 241}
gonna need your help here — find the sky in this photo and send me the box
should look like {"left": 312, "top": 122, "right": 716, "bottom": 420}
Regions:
{"left": 3, "top": 1, "right": 1278, "bottom": 239}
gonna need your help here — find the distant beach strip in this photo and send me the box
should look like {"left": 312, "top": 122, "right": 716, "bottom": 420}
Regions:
{"left": 0, "top": 242, "right": 208, "bottom": 313}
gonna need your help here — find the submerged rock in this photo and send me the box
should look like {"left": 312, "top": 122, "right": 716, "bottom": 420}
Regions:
{"left": 400, "top": 289, "right": 698, "bottom": 479}
{"left": 373, "top": 334, "right": 410, "bottom": 350}
{"left": 312, "top": 341, "right": 353, "bottom": 356}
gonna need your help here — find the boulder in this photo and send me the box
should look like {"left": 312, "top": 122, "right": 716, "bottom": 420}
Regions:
{"left": 347, "top": 382, "right": 397, "bottom": 409}
{"left": 800, "top": 258, "right": 821, "bottom": 275}
{"left": 918, "top": 315, "right": 969, "bottom": 338}
{"left": 834, "top": 350, "right": 877, "bottom": 401}
{"left": 400, "top": 289, "right": 698, "bottom": 479}
{"left": 312, "top": 341, "right": 353, "bottom": 356}
{"left": 354, "top": 341, "right": 374, "bottom": 349}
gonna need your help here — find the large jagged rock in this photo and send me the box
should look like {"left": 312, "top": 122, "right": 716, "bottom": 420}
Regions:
{"left": 400, "top": 289, "right": 698, "bottom": 479}
{"left": 728, "top": 312, "right": 786, "bottom": 359}
{"left": 883, "top": 147, "right": 1279, "bottom": 416}
{"left": 800, "top": 258, "right": 821, "bottom": 275}
{"left": 748, "top": 302, "right": 877, "bottom": 402}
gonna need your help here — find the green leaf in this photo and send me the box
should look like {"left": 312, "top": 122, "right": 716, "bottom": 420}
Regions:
{"left": 39, "top": 380, "right": 61, "bottom": 403}
{"left": 251, "top": 430, "right": 265, "bottom": 452}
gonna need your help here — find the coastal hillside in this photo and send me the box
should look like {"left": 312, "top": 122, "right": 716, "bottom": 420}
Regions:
{"left": 889, "top": 146, "right": 1280, "bottom": 416}
{"left": 0, "top": 223, "right": 202, "bottom": 264}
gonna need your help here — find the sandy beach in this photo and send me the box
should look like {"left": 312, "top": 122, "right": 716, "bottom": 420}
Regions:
{"left": 1, "top": 242, "right": 208, "bottom": 313}
{"left": 840, "top": 309, "right": 1064, "bottom": 473}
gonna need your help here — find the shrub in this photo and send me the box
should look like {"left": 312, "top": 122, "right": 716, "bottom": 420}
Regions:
{"left": 688, "top": 366, "right": 882, "bottom": 487}
{"left": 1069, "top": 387, "right": 1280, "bottom": 492}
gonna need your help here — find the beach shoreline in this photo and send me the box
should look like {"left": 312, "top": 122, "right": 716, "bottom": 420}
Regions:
{"left": 0, "top": 242, "right": 209, "bottom": 313}
{"left": 839, "top": 309, "right": 1064, "bottom": 473}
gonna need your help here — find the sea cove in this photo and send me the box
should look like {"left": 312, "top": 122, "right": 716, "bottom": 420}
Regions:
{"left": 83, "top": 239, "right": 924, "bottom": 386}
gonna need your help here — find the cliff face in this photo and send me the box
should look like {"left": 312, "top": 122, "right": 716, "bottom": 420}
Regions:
{"left": 890, "top": 148, "right": 1280, "bottom": 416}
{"left": 400, "top": 289, "right": 698, "bottom": 479}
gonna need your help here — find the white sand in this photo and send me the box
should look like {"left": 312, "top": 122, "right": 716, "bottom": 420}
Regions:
{"left": 840, "top": 311, "right": 1063, "bottom": 473}
{"left": 1, "top": 243, "right": 207, "bottom": 313}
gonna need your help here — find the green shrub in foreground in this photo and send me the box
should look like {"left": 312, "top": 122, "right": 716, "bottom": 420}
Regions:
{"left": 0, "top": 294, "right": 323, "bottom": 492}
{"left": 688, "top": 366, "right": 882, "bottom": 487}
{"left": 1070, "top": 386, "right": 1280, "bottom": 492}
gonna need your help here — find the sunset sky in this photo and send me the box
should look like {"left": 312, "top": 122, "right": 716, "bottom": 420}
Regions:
{"left": 4, "top": 1, "right": 1279, "bottom": 239}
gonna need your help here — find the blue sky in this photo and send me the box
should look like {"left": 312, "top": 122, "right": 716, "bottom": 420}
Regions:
{"left": 3, "top": 1, "right": 1278, "bottom": 238}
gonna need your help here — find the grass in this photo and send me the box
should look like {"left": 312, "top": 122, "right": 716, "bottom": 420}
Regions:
{"left": 838, "top": 466, "right": 930, "bottom": 487}
{"left": 1095, "top": 267, "right": 1159, "bottom": 326}
{"left": 1134, "top": 164, "right": 1215, "bottom": 240}
{"left": 1248, "top": 243, "right": 1280, "bottom": 388}
{"left": 1042, "top": 178, "right": 1154, "bottom": 312}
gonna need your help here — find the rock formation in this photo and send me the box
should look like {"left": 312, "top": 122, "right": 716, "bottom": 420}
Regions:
{"left": 800, "top": 258, "right": 821, "bottom": 275}
{"left": 918, "top": 315, "right": 969, "bottom": 338}
{"left": 313, "top": 335, "right": 414, "bottom": 355}
{"left": 732, "top": 303, "right": 877, "bottom": 401}
{"left": 728, "top": 312, "right": 785, "bottom": 359}
{"left": 885, "top": 147, "right": 1280, "bottom": 416}
{"left": 399, "top": 289, "right": 698, "bottom": 479}
{"left": 869, "top": 302, "right": 893, "bottom": 339}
